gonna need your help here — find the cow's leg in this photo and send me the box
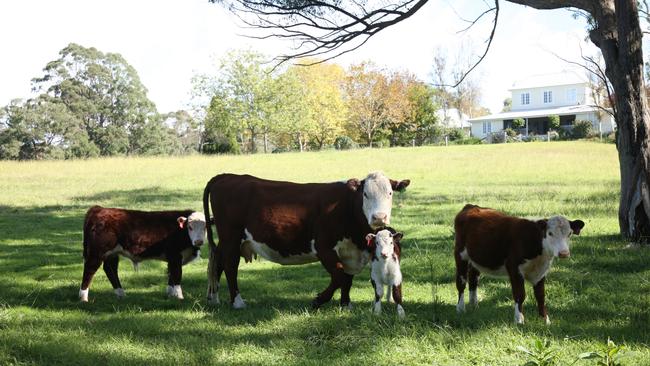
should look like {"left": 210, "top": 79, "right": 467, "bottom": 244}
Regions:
{"left": 207, "top": 244, "right": 224, "bottom": 305}
{"left": 221, "top": 242, "right": 244, "bottom": 309}
{"left": 371, "top": 278, "right": 383, "bottom": 314}
{"left": 533, "top": 277, "right": 550, "bottom": 325}
{"left": 339, "top": 273, "right": 354, "bottom": 309}
{"left": 454, "top": 249, "right": 469, "bottom": 313}
{"left": 103, "top": 255, "right": 124, "bottom": 298}
{"left": 468, "top": 264, "right": 480, "bottom": 308}
{"left": 312, "top": 246, "right": 347, "bottom": 309}
{"left": 166, "top": 253, "right": 184, "bottom": 299}
{"left": 392, "top": 283, "right": 405, "bottom": 319}
{"left": 508, "top": 269, "right": 526, "bottom": 324}
{"left": 80, "top": 257, "right": 102, "bottom": 302}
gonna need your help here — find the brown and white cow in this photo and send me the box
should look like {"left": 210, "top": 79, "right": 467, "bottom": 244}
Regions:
{"left": 366, "top": 228, "right": 405, "bottom": 319}
{"left": 79, "top": 206, "right": 208, "bottom": 302}
{"left": 203, "top": 172, "right": 410, "bottom": 309}
{"left": 453, "top": 204, "right": 584, "bottom": 325}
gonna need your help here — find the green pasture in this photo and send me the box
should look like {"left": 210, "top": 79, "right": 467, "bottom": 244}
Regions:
{"left": 0, "top": 141, "right": 648, "bottom": 365}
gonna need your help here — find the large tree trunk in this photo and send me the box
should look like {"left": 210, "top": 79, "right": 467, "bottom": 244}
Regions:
{"left": 589, "top": 0, "right": 650, "bottom": 241}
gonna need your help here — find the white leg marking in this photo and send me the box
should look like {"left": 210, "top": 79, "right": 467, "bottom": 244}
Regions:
{"left": 114, "top": 288, "right": 125, "bottom": 298}
{"left": 396, "top": 304, "right": 405, "bottom": 319}
{"left": 544, "top": 314, "right": 551, "bottom": 325}
{"left": 373, "top": 300, "right": 382, "bottom": 315}
{"left": 514, "top": 304, "right": 525, "bottom": 324}
{"left": 79, "top": 288, "right": 89, "bottom": 302}
{"left": 385, "top": 286, "right": 392, "bottom": 303}
{"left": 167, "top": 285, "right": 184, "bottom": 299}
{"left": 232, "top": 293, "right": 246, "bottom": 309}
{"left": 456, "top": 293, "right": 465, "bottom": 313}
{"left": 469, "top": 290, "right": 478, "bottom": 307}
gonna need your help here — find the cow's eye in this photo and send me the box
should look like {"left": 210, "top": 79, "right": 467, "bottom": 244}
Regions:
{"left": 188, "top": 226, "right": 193, "bottom": 231}
{"left": 363, "top": 192, "right": 368, "bottom": 198}
{"left": 548, "top": 232, "right": 553, "bottom": 236}
{"left": 389, "top": 191, "right": 392, "bottom": 196}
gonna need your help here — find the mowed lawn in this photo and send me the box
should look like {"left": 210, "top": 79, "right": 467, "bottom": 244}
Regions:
{"left": 0, "top": 141, "right": 649, "bottom": 365}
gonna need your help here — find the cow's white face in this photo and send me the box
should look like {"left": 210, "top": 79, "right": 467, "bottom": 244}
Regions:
{"left": 542, "top": 216, "right": 584, "bottom": 258}
{"left": 361, "top": 172, "right": 410, "bottom": 229}
{"left": 367, "top": 229, "right": 401, "bottom": 259}
{"left": 178, "top": 211, "right": 207, "bottom": 247}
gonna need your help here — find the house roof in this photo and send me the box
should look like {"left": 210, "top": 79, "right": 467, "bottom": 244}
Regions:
{"left": 510, "top": 70, "right": 588, "bottom": 90}
{"left": 467, "top": 104, "right": 603, "bottom": 122}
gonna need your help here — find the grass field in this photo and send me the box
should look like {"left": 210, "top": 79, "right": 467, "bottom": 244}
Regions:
{"left": 0, "top": 141, "right": 649, "bottom": 365}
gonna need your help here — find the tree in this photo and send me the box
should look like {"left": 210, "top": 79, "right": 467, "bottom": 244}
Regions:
{"left": 212, "top": 0, "right": 650, "bottom": 243}
{"left": 502, "top": 98, "right": 512, "bottom": 112}
{"left": 390, "top": 81, "right": 439, "bottom": 146}
{"left": 344, "top": 62, "right": 391, "bottom": 147}
{"left": 31, "top": 43, "right": 162, "bottom": 156}
{"left": 548, "top": 115, "right": 560, "bottom": 131}
{"left": 288, "top": 61, "right": 347, "bottom": 150}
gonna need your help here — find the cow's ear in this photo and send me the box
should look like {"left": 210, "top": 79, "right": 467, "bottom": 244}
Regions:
{"left": 570, "top": 220, "right": 585, "bottom": 235}
{"left": 392, "top": 232, "right": 403, "bottom": 242}
{"left": 177, "top": 217, "right": 187, "bottom": 229}
{"left": 390, "top": 179, "right": 410, "bottom": 192}
{"left": 365, "top": 233, "right": 375, "bottom": 247}
{"left": 347, "top": 178, "right": 361, "bottom": 192}
{"left": 536, "top": 219, "right": 547, "bottom": 232}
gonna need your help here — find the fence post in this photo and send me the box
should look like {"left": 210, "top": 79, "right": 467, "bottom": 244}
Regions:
{"left": 445, "top": 135, "right": 448, "bottom": 146}
{"left": 504, "top": 131, "right": 507, "bottom": 143}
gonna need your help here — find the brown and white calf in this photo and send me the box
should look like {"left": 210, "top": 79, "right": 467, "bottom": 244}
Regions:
{"left": 79, "top": 206, "right": 208, "bottom": 302}
{"left": 203, "top": 172, "right": 410, "bottom": 309}
{"left": 453, "top": 204, "right": 584, "bottom": 325}
{"left": 366, "top": 229, "right": 405, "bottom": 319}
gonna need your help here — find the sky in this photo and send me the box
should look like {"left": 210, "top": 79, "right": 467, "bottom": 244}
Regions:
{"left": 0, "top": 0, "right": 603, "bottom": 115}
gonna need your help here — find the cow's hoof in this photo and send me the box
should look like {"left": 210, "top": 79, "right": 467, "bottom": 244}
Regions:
{"left": 79, "top": 288, "right": 89, "bottom": 302}
{"left": 397, "top": 305, "right": 405, "bottom": 319}
{"left": 167, "top": 285, "right": 184, "bottom": 300}
{"left": 373, "top": 301, "right": 381, "bottom": 315}
{"left": 340, "top": 302, "right": 352, "bottom": 311}
{"left": 456, "top": 302, "right": 465, "bottom": 313}
{"left": 114, "top": 288, "right": 125, "bottom": 299}
{"left": 207, "top": 293, "right": 220, "bottom": 305}
{"left": 544, "top": 315, "right": 551, "bottom": 326}
{"left": 232, "top": 294, "right": 246, "bottom": 309}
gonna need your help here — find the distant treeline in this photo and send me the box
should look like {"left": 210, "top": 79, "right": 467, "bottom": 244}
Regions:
{"left": 0, "top": 44, "right": 484, "bottom": 160}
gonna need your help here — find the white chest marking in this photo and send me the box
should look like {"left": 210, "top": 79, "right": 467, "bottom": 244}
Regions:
{"left": 468, "top": 260, "right": 508, "bottom": 277}
{"left": 334, "top": 238, "right": 371, "bottom": 275}
{"left": 370, "top": 258, "right": 402, "bottom": 286}
{"left": 243, "top": 229, "right": 318, "bottom": 265}
{"left": 518, "top": 254, "right": 554, "bottom": 284}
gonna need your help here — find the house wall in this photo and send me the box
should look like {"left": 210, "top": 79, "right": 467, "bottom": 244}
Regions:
{"left": 471, "top": 120, "right": 503, "bottom": 138}
{"left": 575, "top": 112, "right": 615, "bottom": 134}
{"left": 511, "top": 83, "right": 588, "bottom": 111}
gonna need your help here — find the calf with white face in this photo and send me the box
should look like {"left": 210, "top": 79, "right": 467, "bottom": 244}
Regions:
{"left": 80, "top": 207, "right": 208, "bottom": 302}
{"left": 366, "top": 229, "right": 405, "bottom": 319}
{"left": 454, "top": 204, "right": 585, "bottom": 325}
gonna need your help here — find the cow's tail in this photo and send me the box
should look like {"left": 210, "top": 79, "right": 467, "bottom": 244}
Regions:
{"left": 82, "top": 207, "right": 95, "bottom": 260}
{"left": 203, "top": 178, "right": 217, "bottom": 250}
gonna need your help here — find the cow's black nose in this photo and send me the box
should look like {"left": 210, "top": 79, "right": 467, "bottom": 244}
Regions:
{"left": 372, "top": 213, "right": 387, "bottom": 221}
{"left": 194, "top": 240, "right": 204, "bottom": 246}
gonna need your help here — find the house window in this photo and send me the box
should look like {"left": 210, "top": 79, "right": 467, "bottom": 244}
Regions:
{"left": 543, "top": 91, "right": 553, "bottom": 104}
{"left": 567, "top": 88, "right": 577, "bottom": 103}
{"left": 521, "top": 93, "right": 530, "bottom": 105}
{"left": 482, "top": 122, "right": 491, "bottom": 134}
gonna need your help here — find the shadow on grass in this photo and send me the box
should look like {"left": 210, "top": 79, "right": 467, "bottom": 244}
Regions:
{"left": 1, "top": 185, "right": 649, "bottom": 365}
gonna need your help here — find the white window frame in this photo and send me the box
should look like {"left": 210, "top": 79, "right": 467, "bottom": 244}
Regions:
{"left": 543, "top": 90, "right": 553, "bottom": 104}
{"left": 566, "top": 88, "right": 577, "bottom": 103}
{"left": 521, "top": 92, "right": 530, "bottom": 105}
{"left": 482, "top": 122, "right": 492, "bottom": 134}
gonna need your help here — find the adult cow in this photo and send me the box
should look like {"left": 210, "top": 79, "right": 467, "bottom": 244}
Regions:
{"left": 79, "top": 206, "right": 208, "bottom": 302}
{"left": 203, "top": 172, "right": 410, "bottom": 309}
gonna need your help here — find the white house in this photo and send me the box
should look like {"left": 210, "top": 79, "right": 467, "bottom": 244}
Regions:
{"left": 468, "top": 71, "right": 616, "bottom": 140}
{"left": 436, "top": 108, "right": 471, "bottom": 130}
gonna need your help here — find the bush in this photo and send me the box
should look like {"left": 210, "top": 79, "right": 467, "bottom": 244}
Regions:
{"left": 454, "top": 137, "right": 482, "bottom": 145}
{"left": 203, "top": 136, "right": 240, "bottom": 154}
{"left": 512, "top": 118, "right": 525, "bottom": 129}
{"left": 548, "top": 115, "right": 560, "bottom": 130}
{"left": 446, "top": 128, "right": 466, "bottom": 141}
{"left": 334, "top": 136, "right": 358, "bottom": 150}
{"left": 504, "top": 128, "right": 518, "bottom": 137}
{"left": 572, "top": 120, "right": 594, "bottom": 139}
